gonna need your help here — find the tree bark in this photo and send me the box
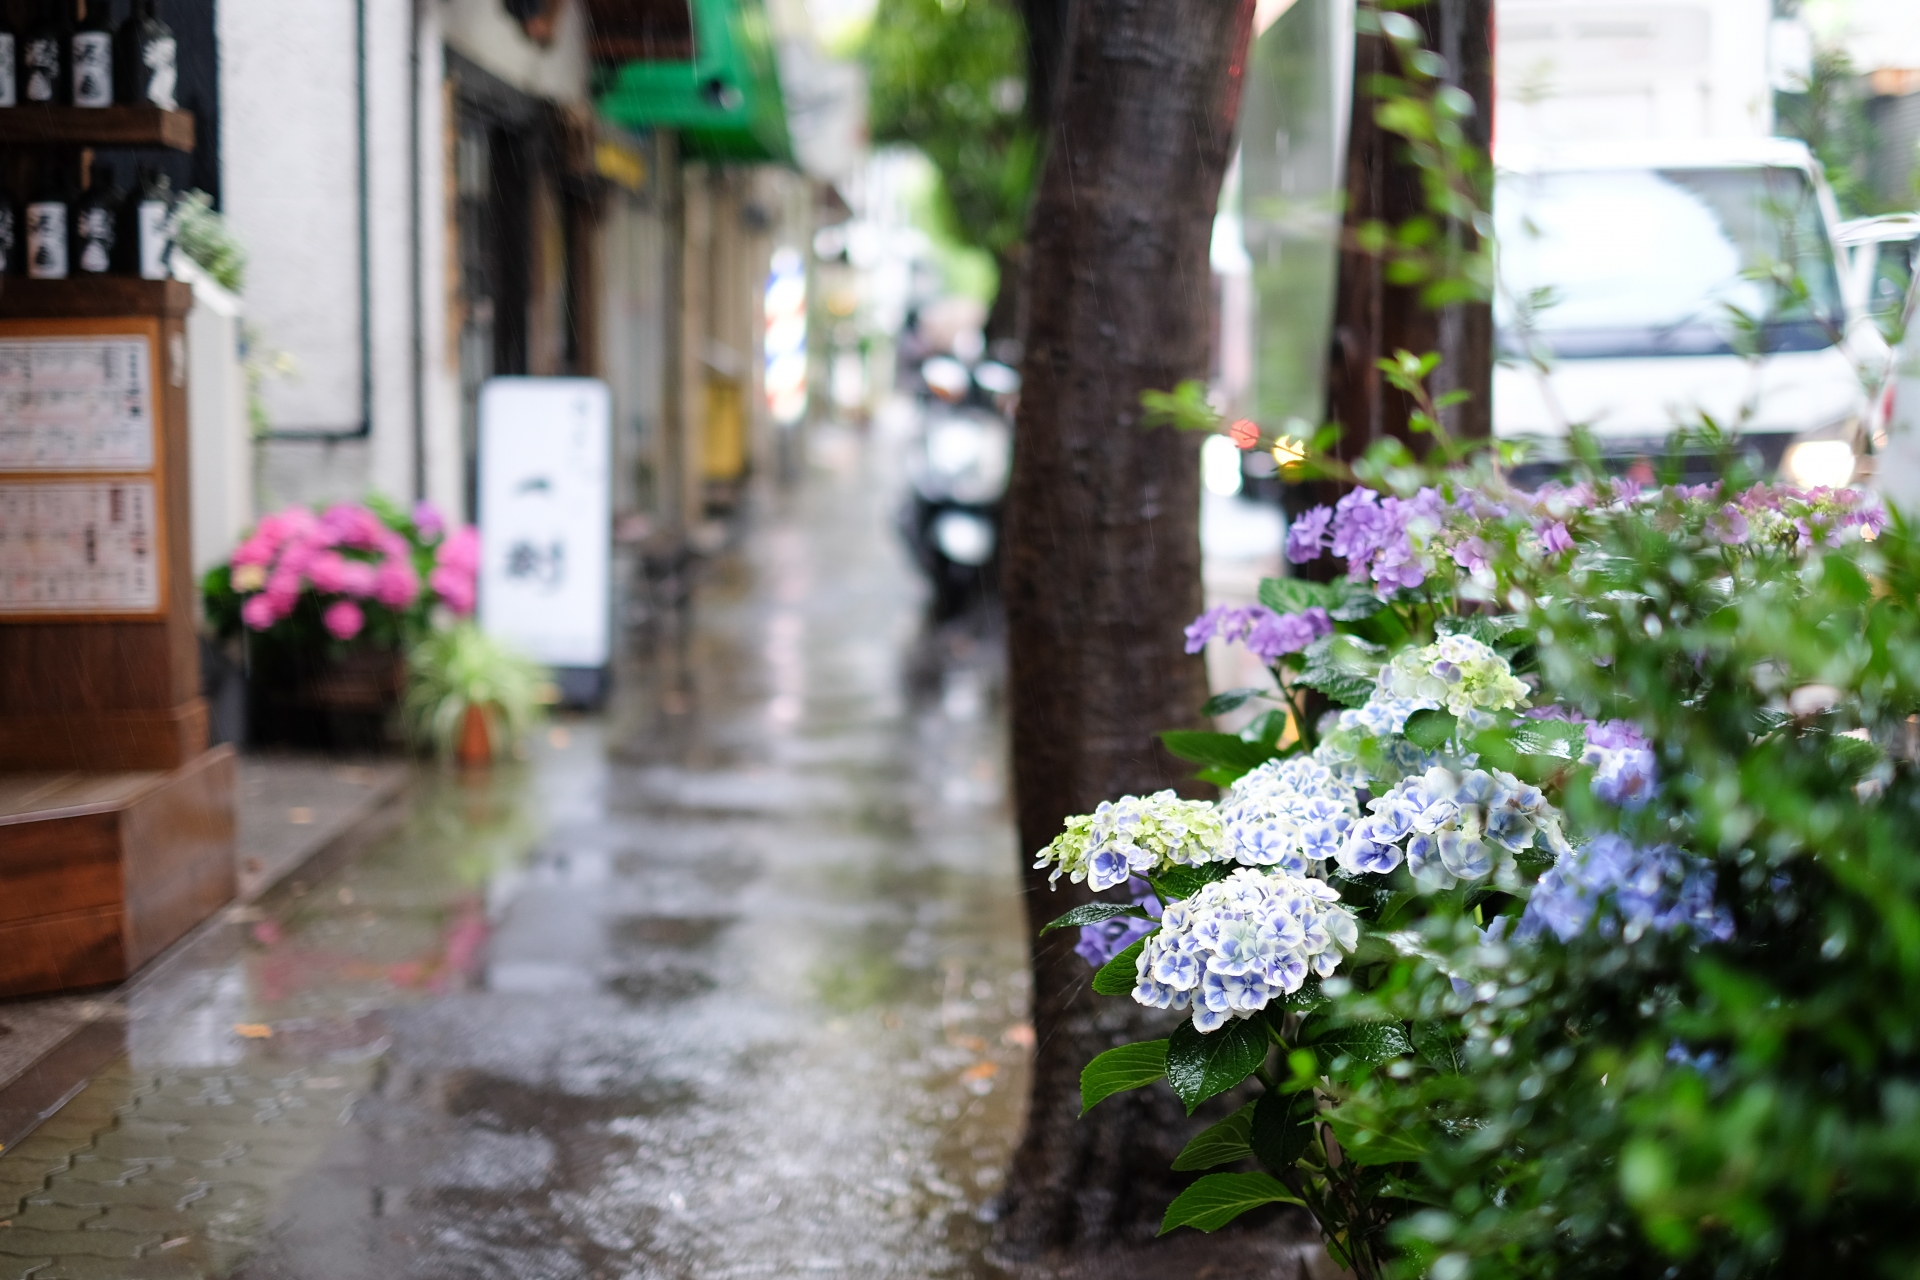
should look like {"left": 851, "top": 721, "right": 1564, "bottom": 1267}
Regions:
{"left": 1324, "top": 0, "right": 1493, "bottom": 459}
{"left": 997, "top": 0, "right": 1281, "bottom": 1265}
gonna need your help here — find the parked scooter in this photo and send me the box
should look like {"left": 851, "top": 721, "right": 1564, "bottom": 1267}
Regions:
{"left": 899, "top": 354, "right": 1018, "bottom": 617}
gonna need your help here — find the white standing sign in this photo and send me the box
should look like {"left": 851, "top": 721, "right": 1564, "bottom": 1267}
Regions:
{"left": 477, "top": 378, "right": 611, "bottom": 671}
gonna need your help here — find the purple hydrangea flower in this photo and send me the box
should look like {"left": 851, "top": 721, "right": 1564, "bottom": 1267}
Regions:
{"left": 1076, "top": 878, "right": 1162, "bottom": 967}
{"left": 1537, "top": 521, "right": 1573, "bottom": 555}
{"left": 1452, "top": 536, "right": 1494, "bottom": 574}
{"left": 1707, "top": 503, "right": 1750, "bottom": 545}
{"left": 1286, "top": 506, "right": 1334, "bottom": 564}
{"left": 1245, "top": 607, "right": 1332, "bottom": 662}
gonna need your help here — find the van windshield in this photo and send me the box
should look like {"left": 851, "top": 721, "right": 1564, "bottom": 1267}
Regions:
{"left": 1494, "top": 165, "right": 1844, "bottom": 359}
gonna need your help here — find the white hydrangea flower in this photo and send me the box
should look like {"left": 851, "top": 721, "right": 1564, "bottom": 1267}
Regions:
{"left": 1218, "top": 757, "right": 1361, "bottom": 874}
{"left": 1384, "top": 634, "right": 1529, "bottom": 718}
{"left": 1336, "top": 764, "right": 1573, "bottom": 891}
{"left": 1133, "top": 869, "right": 1361, "bottom": 1032}
{"left": 1033, "top": 790, "right": 1225, "bottom": 891}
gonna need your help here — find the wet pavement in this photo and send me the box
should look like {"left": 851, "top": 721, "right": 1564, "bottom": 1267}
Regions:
{"left": 0, "top": 423, "right": 1031, "bottom": 1279}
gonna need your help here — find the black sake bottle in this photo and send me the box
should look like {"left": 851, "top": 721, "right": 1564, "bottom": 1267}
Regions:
{"left": 22, "top": 0, "right": 68, "bottom": 106}
{"left": 0, "top": 7, "right": 19, "bottom": 108}
{"left": 0, "top": 182, "right": 19, "bottom": 274}
{"left": 25, "top": 154, "right": 77, "bottom": 278}
{"left": 72, "top": 154, "right": 120, "bottom": 273}
{"left": 118, "top": 0, "right": 174, "bottom": 110}
{"left": 70, "top": 0, "right": 116, "bottom": 108}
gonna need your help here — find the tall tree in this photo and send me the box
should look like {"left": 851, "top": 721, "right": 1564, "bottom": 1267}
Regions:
{"left": 1324, "top": 0, "right": 1494, "bottom": 459}
{"left": 996, "top": 0, "right": 1294, "bottom": 1269}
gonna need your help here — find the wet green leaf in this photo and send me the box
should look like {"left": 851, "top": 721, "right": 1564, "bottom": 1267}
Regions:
{"left": 1167, "top": 1018, "right": 1271, "bottom": 1114}
{"left": 1403, "top": 708, "right": 1457, "bottom": 749}
{"left": 1160, "top": 730, "right": 1283, "bottom": 773}
{"left": 1171, "top": 1100, "right": 1256, "bottom": 1171}
{"left": 1302, "top": 1018, "right": 1413, "bottom": 1071}
{"left": 1250, "top": 1088, "right": 1316, "bottom": 1172}
{"left": 1080, "top": 1040, "right": 1169, "bottom": 1114}
{"left": 1091, "top": 938, "right": 1150, "bottom": 996}
{"left": 1259, "top": 578, "right": 1338, "bottom": 616}
{"left": 1324, "top": 1101, "right": 1428, "bottom": 1165}
{"left": 1411, "top": 1020, "right": 1466, "bottom": 1075}
{"left": 1158, "top": 1172, "right": 1302, "bottom": 1234}
{"left": 1040, "top": 903, "right": 1153, "bottom": 934}
{"left": 1150, "top": 863, "right": 1236, "bottom": 902}
{"left": 1201, "top": 687, "right": 1266, "bottom": 716}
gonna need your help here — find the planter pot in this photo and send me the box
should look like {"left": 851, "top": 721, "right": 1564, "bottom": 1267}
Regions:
{"left": 456, "top": 703, "right": 493, "bottom": 767}
{"left": 246, "top": 638, "right": 406, "bottom": 751}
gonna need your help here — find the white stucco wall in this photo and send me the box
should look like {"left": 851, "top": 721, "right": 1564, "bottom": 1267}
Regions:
{"left": 222, "top": 0, "right": 585, "bottom": 520}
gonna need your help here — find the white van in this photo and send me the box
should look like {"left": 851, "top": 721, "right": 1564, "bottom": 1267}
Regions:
{"left": 1493, "top": 138, "right": 1885, "bottom": 487}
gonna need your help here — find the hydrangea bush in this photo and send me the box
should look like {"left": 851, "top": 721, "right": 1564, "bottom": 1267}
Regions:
{"left": 203, "top": 498, "right": 478, "bottom": 650}
{"left": 1039, "top": 425, "right": 1916, "bottom": 1276}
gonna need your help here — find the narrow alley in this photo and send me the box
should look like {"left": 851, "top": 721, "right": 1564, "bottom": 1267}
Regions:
{"left": 0, "top": 425, "right": 1030, "bottom": 1280}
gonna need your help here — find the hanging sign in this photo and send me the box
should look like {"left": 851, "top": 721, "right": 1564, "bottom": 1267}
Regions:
{"left": 477, "top": 377, "right": 611, "bottom": 671}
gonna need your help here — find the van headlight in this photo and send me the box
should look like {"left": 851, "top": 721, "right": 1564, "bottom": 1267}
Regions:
{"left": 1781, "top": 440, "right": 1857, "bottom": 488}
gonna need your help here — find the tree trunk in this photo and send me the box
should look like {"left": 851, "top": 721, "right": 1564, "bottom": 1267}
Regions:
{"left": 997, "top": 0, "right": 1285, "bottom": 1267}
{"left": 1324, "top": 0, "right": 1493, "bottom": 459}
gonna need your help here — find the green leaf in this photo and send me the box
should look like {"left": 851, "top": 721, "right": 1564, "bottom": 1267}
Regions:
{"left": 1166, "top": 1018, "right": 1271, "bottom": 1114}
{"left": 1151, "top": 863, "right": 1236, "bottom": 902}
{"left": 1091, "top": 939, "right": 1149, "bottom": 996}
{"left": 1041, "top": 903, "right": 1154, "bottom": 934}
{"left": 1160, "top": 730, "right": 1283, "bottom": 774}
{"left": 1402, "top": 708, "right": 1457, "bottom": 750}
{"left": 1328, "top": 582, "right": 1388, "bottom": 622}
{"left": 1240, "top": 709, "right": 1291, "bottom": 748}
{"left": 1824, "top": 730, "right": 1883, "bottom": 779}
{"left": 1249, "top": 1088, "right": 1316, "bottom": 1172}
{"left": 1411, "top": 1021, "right": 1466, "bottom": 1076}
{"left": 1506, "top": 719, "right": 1586, "bottom": 759}
{"left": 1296, "top": 634, "right": 1384, "bottom": 708}
{"left": 1258, "top": 578, "right": 1338, "bottom": 616}
{"left": 1302, "top": 1019, "right": 1413, "bottom": 1072}
{"left": 1081, "top": 1040, "right": 1169, "bottom": 1114}
{"left": 1323, "top": 1101, "right": 1429, "bottom": 1165}
{"left": 1436, "top": 614, "right": 1524, "bottom": 647}
{"left": 1172, "top": 1100, "right": 1256, "bottom": 1171}
{"left": 1158, "top": 1172, "right": 1302, "bottom": 1234}
{"left": 1202, "top": 687, "right": 1267, "bottom": 716}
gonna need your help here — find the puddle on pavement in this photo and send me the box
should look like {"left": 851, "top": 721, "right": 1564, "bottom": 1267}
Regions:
{"left": 0, "top": 429, "right": 1029, "bottom": 1280}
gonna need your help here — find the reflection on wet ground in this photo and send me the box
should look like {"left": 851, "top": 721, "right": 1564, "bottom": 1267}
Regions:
{"left": 0, "top": 423, "right": 1029, "bottom": 1279}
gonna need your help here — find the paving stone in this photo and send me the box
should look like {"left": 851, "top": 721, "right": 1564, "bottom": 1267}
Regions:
{"left": 79, "top": 1133, "right": 177, "bottom": 1163}
{"left": 0, "top": 1226, "right": 160, "bottom": 1259}
{"left": 0, "top": 1255, "right": 51, "bottom": 1280}
{"left": 0, "top": 1204, "right": 104, "bottom": 1232}
{"left": 29, "top": 1181, "right": 206, "bottom": 1210}
{"left": 88, "top": 1204, "right": 208, "bottom": 1236}
{"left": 29, "top": 1252, "right": 206, "bottom": 1280}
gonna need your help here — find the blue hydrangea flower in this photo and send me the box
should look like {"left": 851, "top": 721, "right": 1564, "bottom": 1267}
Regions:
{"left": 1133, "top": 869, "right": 1359, "bottom": 1032}
{"left": 1516, "top": 834, "right": 1733, "bottom": 944}
{"left": 1220, "top": 757, "right": 1362, "bottom": 873}
{"left": 1337, "top": 765, "right": 1572, "bottom": 890}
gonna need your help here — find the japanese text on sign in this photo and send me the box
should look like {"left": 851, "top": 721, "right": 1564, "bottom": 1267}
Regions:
{"left": 0, "top": 481, "right": 159, "bottom": 613}
{"left": 0, "top": 336, "right": 155, "bottom": 471}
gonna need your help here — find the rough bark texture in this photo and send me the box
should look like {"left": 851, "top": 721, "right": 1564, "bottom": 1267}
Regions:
{"left": 996, "top": 0, "right": 1289, "bottom": 1268}
{"left": 1324, "top": 0, "right": 1494, "bottom": 458}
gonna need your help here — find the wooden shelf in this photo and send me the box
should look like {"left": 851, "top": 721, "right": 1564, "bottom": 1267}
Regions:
{"left": 0, "top": 277, "right": 193, "bottom": 319}
{"left": 0, "top": 106, "right": 195, "bottom": 151}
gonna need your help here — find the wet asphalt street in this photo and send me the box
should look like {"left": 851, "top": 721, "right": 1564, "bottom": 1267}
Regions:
{"left": 0, "top": 423, "right": 1032, "bottom": 1279}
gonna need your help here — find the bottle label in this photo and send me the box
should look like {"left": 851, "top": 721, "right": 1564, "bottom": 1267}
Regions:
{"left": 142, "top": 36, "right": 178, "bottom": 111}
{"left": 25, "top": 37, "right": 60, "bottom": 103}
{"left": 0, "top": 35, "right": 16, "bottom": 108}
{"left": 26, "top": 203, "right": 68, "bottom": 279}
{"left": 78, "top": 207, "right": 115, "bottom": 273}
{"left": 139, "top": 201, "right": 172, "bottom": 280}
{"left": 72, "top": 32, "right": 112, "bottom": 107}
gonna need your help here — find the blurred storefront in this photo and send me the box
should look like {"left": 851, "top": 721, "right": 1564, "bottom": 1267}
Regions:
{"left": 212, "top": 0, "right": 825, "bottom": 572}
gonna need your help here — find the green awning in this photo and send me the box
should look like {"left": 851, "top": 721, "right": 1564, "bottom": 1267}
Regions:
{"left": 595, "top": 0, "right": 792, "bottom": 163}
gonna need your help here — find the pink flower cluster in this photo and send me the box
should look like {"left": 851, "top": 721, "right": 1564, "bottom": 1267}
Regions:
{"left": 228, "top": 502, "right": 478, "bottom": 642}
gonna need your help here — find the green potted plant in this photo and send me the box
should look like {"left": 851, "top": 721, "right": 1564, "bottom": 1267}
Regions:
{"left": 403, "top": 622, "right": 550, "bottom": 766}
